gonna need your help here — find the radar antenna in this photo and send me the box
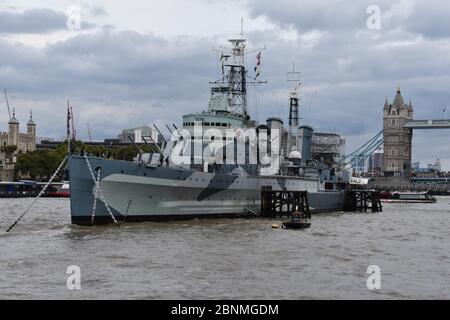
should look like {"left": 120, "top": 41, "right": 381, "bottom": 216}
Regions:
{"left": 210, "top": 22, "right": 266, "bottom": 119}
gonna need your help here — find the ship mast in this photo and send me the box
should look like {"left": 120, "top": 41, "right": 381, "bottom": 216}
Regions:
{"left": 287, "top": 63, "right": 301, "bottom": 155}
{"left": 210, "top": 20, "right": 266, "bottom": 120}
{"left": 227, "top": 38, "right": 247, "bottom": 117}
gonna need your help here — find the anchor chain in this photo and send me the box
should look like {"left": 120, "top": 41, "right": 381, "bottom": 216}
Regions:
{"left": 6, "top": 156, "right": 67, "bottom": 232}
{"left": 90, "top": 167, "right": 101, "bottom": 225}
{"left": 83, "top": 155, "right": 119, "bottom": 225}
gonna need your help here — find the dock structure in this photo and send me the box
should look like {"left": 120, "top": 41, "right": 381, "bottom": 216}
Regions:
{"left": 344, "top": 190, "right": 382, "bottom": 212}
{"left": 260, "top": 188, "right": 311, "bottom": 218}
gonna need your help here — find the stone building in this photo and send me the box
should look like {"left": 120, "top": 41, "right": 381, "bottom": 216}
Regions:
{"left": 0, "top": 110, "right": 36, "bottom": 181}
{"left": 118, "top": 125, "right": 160, "bottom": 144}
{"left": 382, "top": 88, "right": 413, "bottom": 177}
{"left": 0, "top": 152, "right": 15, "bottom": 181}
{"left": 0, "top": 110, "right": 36, "bottom": 153}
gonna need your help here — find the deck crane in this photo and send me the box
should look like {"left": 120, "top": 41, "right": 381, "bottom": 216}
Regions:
{"left": 4, "top": 88, "right": 12, "bottom": 119}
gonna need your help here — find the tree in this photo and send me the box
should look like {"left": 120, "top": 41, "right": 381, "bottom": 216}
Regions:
{"left": 14, "top": 139, "right": 160, "bottom": 181}
{"left": 15, "top": 150, "right": 66, "bottom": 181}
{"left": 111, "top": 145, "right": 138, "bottom": 161}
{"left": 1, "top": 145, "right": 17, "bottom": 153}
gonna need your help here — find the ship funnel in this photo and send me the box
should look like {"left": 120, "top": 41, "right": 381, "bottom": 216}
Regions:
{"left": 298, "top": 125, "right": 313, "bottom": 163}
{"left": 266, "top": 117, "right": 283, "bottom": 131}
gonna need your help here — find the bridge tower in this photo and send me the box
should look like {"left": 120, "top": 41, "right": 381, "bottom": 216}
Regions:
{"left": 382, "top": 87, "right": 413, "bottom": 178}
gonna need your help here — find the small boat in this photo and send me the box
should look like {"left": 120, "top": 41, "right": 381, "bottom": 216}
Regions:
{"left": 380, "top": 191, "right": 436, "bottom": 203}
{"left": 282, "top": 212, "right": 311, "bottom": 229}
{"left": 45, "top": 182, "right": 70, "bottom": 198}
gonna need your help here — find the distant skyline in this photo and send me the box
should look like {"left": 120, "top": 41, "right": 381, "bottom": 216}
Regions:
{"left": 0, "top": 0, "right": 449, "bottom": 170}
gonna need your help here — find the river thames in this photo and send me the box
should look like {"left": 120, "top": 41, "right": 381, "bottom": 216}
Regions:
{"left": 0, "top": 197, "right": 449, "bottom": 299}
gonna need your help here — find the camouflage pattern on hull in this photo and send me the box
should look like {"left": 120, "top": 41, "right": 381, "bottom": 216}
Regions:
{"left": 68, "top": 155, "right": 345, "bottom": 225}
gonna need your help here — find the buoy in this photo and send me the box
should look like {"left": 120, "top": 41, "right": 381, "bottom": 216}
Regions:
{"left": 271, "top": 223, "right": 281, "bottom": 229}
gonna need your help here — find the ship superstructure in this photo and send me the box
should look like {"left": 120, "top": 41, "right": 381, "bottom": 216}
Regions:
{"left": 67, "top": 34, "right": 348, "bottom": 225}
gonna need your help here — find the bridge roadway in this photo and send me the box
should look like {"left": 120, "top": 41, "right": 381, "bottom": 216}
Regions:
{"left": 411, "top": 177, "right": 450, "bottom": 184}
{"left": 404, "top": 119, "right": 450, "bottom": 129}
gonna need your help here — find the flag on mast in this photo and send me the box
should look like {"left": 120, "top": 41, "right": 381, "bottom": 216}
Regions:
{"left": 254, "top": 51, "right": 261, "bottom": 78}
{"left": 219, "top": 52, "right": 225, "bottom": 76}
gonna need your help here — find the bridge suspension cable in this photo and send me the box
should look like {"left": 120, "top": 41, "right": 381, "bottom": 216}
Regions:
{"left": 342, "top": 130, "right": 384, "bottom": 169}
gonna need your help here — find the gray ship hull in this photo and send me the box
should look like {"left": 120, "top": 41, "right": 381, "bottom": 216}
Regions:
{"left": 68, "top": 155, "right": 345, "bottom": 225}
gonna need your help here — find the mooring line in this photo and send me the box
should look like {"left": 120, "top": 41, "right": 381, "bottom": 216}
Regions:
{"left": 6, "top": 156, "right": 67, "bottom": 232}
{"left": 83, "top": 155, "right": 119, "bottom": 225}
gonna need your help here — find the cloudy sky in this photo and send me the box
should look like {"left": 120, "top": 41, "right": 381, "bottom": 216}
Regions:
{"left": 0, "top": 0, "right": 449, "bottom": 169}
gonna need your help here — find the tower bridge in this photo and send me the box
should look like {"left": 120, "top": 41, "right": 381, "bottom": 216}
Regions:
{"left": 403, "top": 119, "right": 450, "bottom": 129}
{"left": 382, "top": 87, "right": 449, "bottom": 178}
{"left": 345, "top": 87, "right": 449, "bottom": 186}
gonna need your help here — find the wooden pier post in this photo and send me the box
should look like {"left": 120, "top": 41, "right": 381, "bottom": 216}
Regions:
{"left": 260, "top": 189, "right": 310, "bottom": 218}
{"left": 344, "top": 190, "right": 382, "bottom": 212}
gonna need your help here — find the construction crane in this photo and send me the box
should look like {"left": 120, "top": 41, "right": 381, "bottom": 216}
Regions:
{"left": 70, "top": 106, "right": 76, "bottom": 141}
{"left": 86, "top": 123, "right": 93, "bottom": 143}
{"left": 4, "top": 88, "right": 12, "bottom": 119}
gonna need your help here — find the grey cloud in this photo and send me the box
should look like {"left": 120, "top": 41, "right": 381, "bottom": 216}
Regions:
{"left": 89, "top": 6, "right": 108, "bottom": 17}
{"left": 0, "top": 8, "right": 96, "bottom": 34}
{"left": 0, "top": 9, "right": 67, "bottom": 34}
{"left": 402, "top": 1, "right": 450, "bottom": 39}
{"left": 247, "top": 0, "right": 386, "bottom": 32}
{"left": 0, "top": 4, "right": 449, "bottom": 168}
{"left": 243, "top": 25, "right": 450, "bottom": 164}
{"left": 247, "top": 0, "right": 450, "bottom": 39}
{"left": 0, "top": 30, "right": 216, "bottom": 140}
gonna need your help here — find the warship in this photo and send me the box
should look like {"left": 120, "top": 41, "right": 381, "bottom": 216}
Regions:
{"left": 67, "top": 35, "right": 349, "bottom": 225}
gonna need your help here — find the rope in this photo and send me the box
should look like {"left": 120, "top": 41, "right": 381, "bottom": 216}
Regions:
{"left": 6, "top": 156, "right": 67, "bottom": 232}
{"left": 83, "top": 155, "right": 118, "bottom": 225}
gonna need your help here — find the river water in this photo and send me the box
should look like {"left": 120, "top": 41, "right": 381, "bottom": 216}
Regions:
{"left": 0, "top": 197, "right": 449, "bottom": 299}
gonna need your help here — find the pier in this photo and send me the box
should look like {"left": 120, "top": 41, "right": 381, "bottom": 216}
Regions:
{"left": 260, "top": 188, "right": 311, "bottom": 218}
{"left": 344, "top": 190, "right": 382, "bottom": 212}
{"left": 370, "top": 180, "right": 450, "bottom": 196}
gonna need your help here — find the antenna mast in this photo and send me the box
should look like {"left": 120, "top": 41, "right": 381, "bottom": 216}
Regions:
{"left": 287, "top": 63, "right": 302, "bottom": 155}
{"left": 210, "top": 20, "right": 266, "bottom": 120}
{"left": 4, "top": 88, "right": 12, "bottom": 120}
{"left": 227, "top": 38, "right": 248, "bottom": 117}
